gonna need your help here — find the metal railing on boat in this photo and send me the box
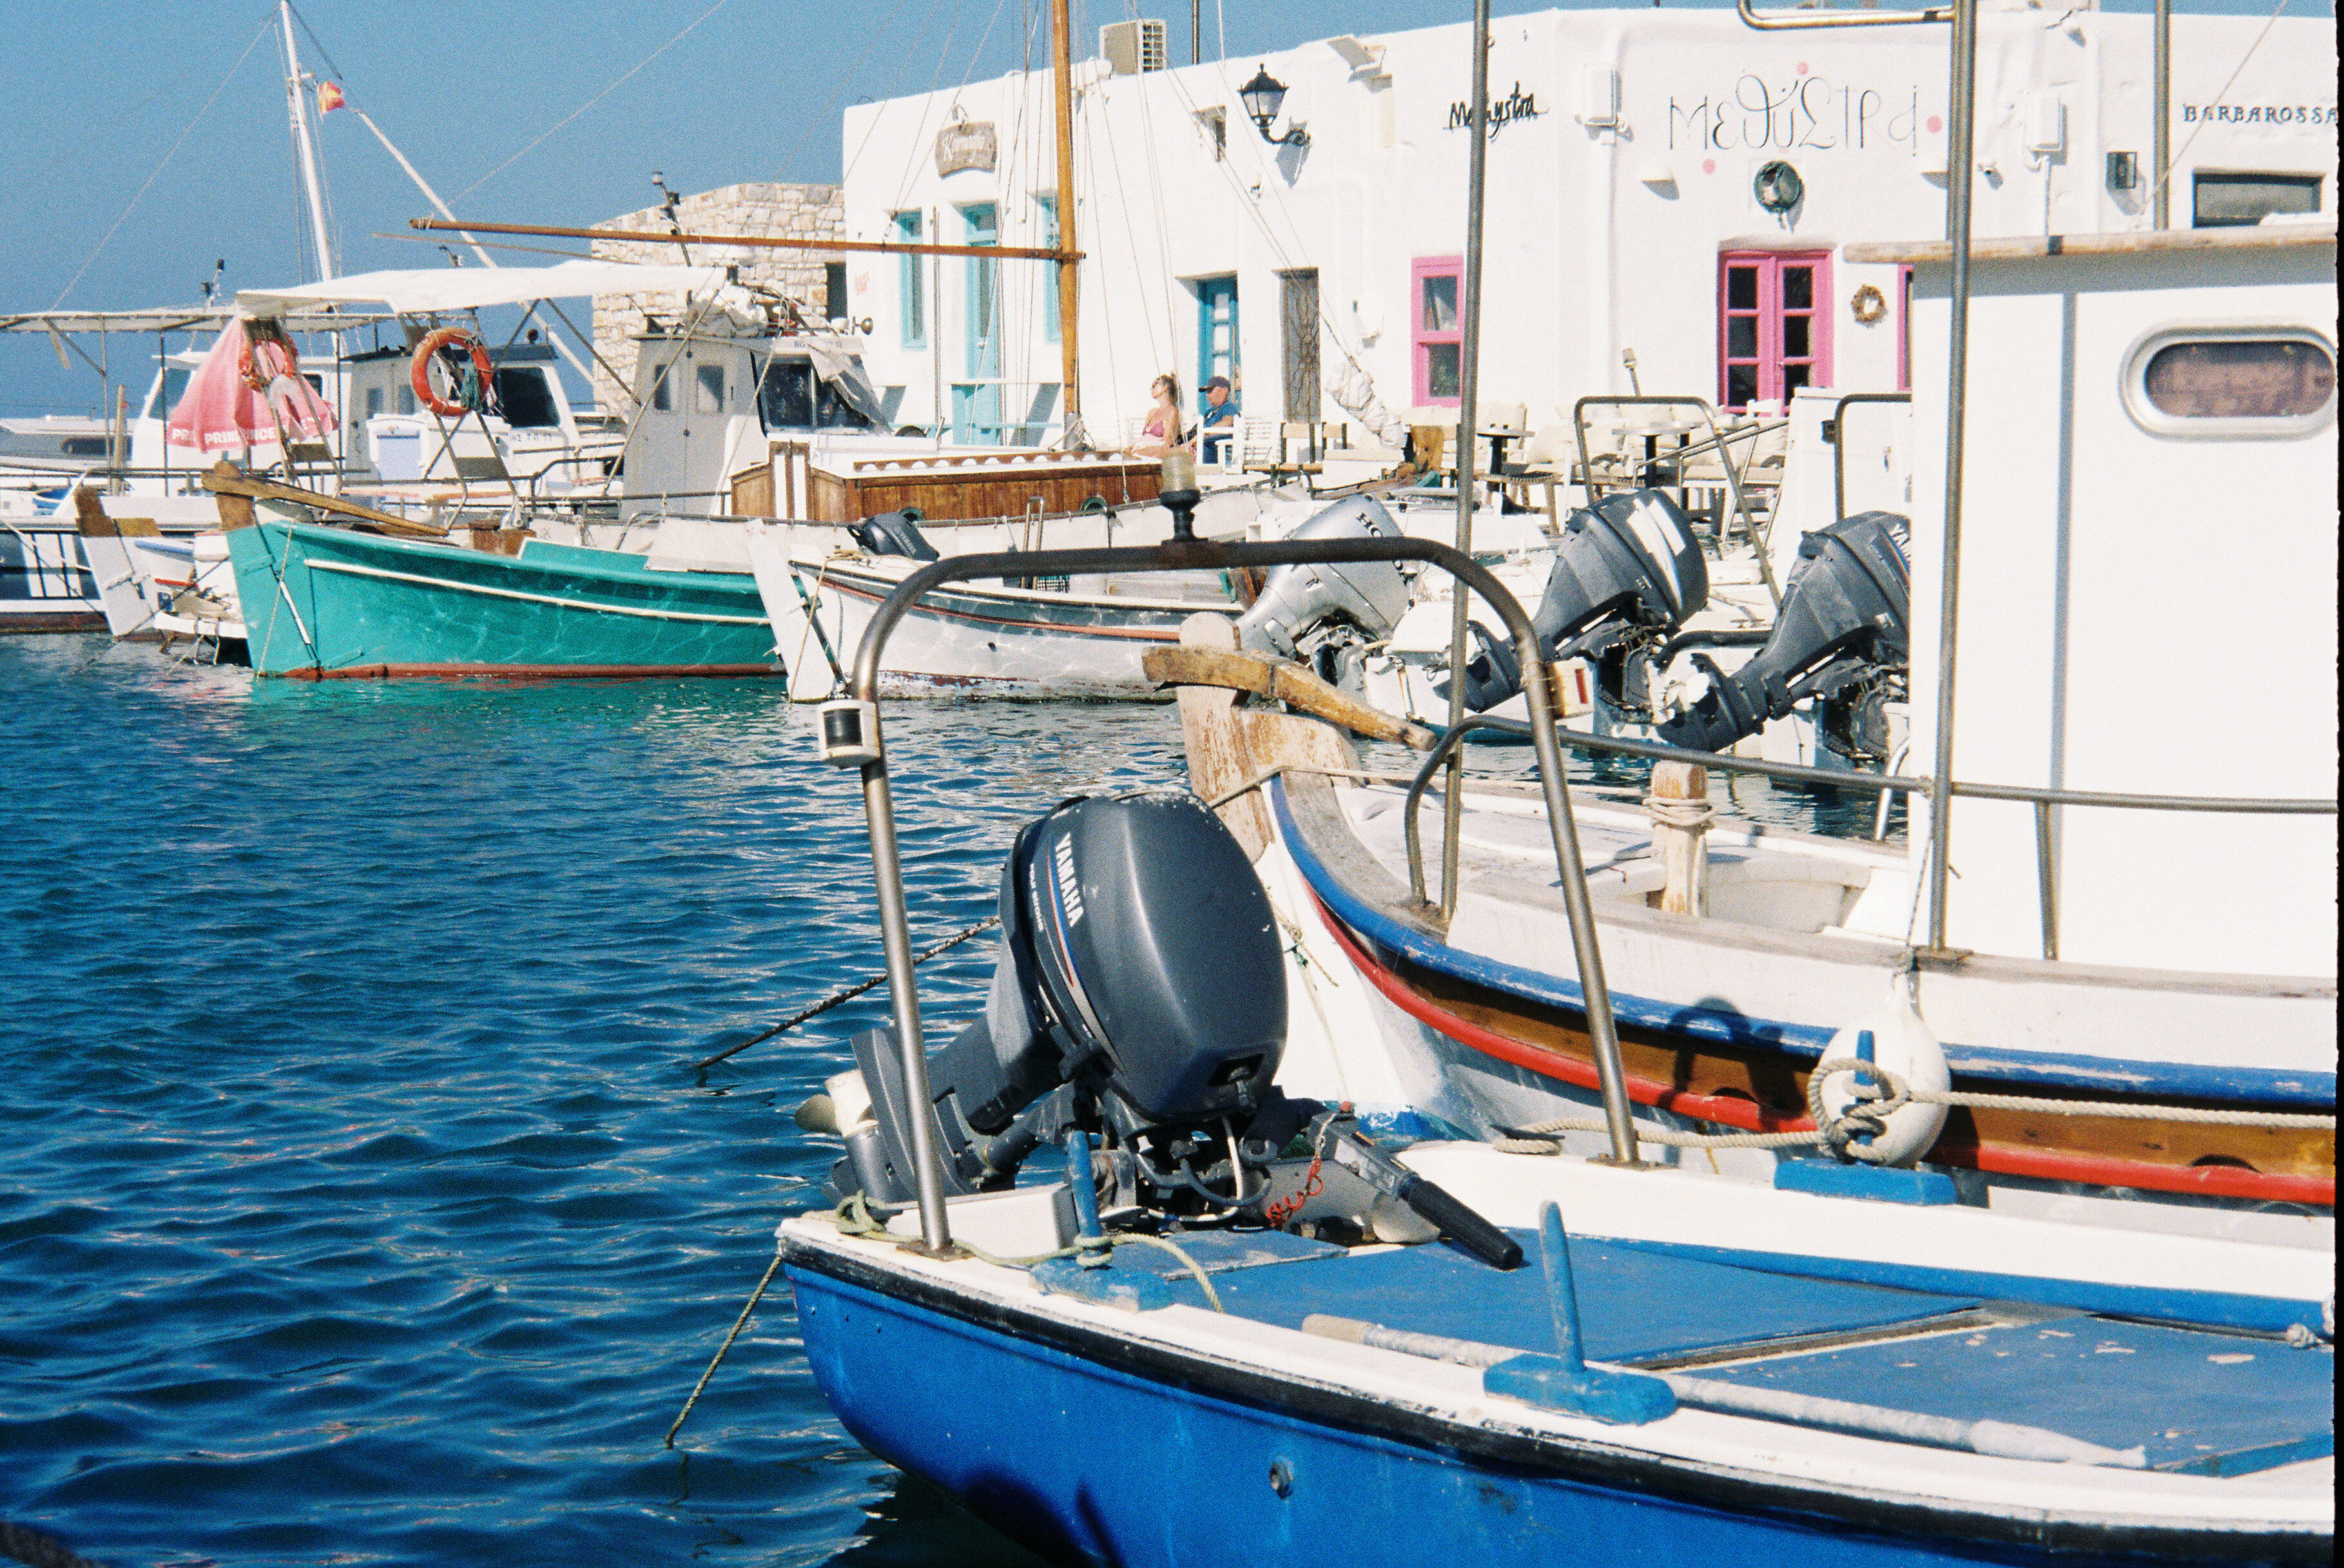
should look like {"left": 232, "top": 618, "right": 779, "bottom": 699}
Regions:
{"left": 835, "top": 513, "right": 1652, "bottom": 1253}
{"left": 1395, "top": 718, "right": 2337, "bottom": 964}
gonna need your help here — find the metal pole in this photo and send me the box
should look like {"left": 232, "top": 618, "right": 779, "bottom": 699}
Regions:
{"left": 1440, "top": 0, "right": 1495, "bottom": 918}
{"left": 862, "top": 758, "right": 954, "bottom": 1253}
{"left": 2152, "top": 0, "right": 2171, "bottom": 229}
{"left": 1192, "top": 0, "right": 1203, "bottom": 64}
{"left": 280, "top": 3, "right": 336, "bottom": 283}
{"left": 1049, "top": 0, "right": 1085, "bottom": 447}
{"left": 1925, "top": 0, "right": 1978, "bottom": 953}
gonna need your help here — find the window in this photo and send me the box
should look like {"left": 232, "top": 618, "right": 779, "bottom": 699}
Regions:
{"left": 1718, "top": 250, "right": 1832, "bottom": 410}
{"left": 2193, "top": 172, "right": 2323, "bottom": 229}
{"left": 1197, "top": 275, "right": 1238, "bottom": 394}
{"left": 2123, "top": 328, "right": 2336, "bottom": 436}
{"left": 893, "top": 211, "right": 927, "bottom": 349}
{"left": 760, "top": 359, "right": 816, "bottom": 429}
{"left": 1036, "top": 196, "right": 1061, "bottom": 343}
{"left": 694, "top": 362, "right": 725, "bottom": 415}
{"left": 1411, "top": 256, "right": 1462, "bottom": 406}
{"left": 650, "top": 360, "right": 673, "bottom": 413}
{"left": 365, "top": 387, "right": 384, "bottom": 418}
{"left": 493, "top": 367, "right": 561, "bottom": 429}
{"left": 825, "top": 262, "right": 848, "bottom": 325}
{"left": 397, "top": 382, "right": 416, "bottom": 416}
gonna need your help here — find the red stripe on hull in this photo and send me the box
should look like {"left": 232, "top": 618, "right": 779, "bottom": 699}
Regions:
{"left": 1312, "top": 895, "right": 2334, "bottom": 1207}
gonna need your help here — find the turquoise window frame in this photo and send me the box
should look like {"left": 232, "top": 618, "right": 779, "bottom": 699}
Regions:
{"left": 893, "top": 210, "right": 926, "bottom": 351}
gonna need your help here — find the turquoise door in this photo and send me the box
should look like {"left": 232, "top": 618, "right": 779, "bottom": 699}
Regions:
{"left": 956, "top": 203, "right": 1003, "bottom": 443}
{"left": 1197, "top": 275, "right": 1238, "bottom": 397}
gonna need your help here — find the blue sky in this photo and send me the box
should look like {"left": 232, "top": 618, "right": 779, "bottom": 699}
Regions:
{"left": 0, "top": 0, "right": 2319, "bottom": 417}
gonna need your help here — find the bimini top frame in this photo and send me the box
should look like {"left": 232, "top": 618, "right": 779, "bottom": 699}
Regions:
{"left": 829, "top": 530, "right": 1642, "bottom": 1254}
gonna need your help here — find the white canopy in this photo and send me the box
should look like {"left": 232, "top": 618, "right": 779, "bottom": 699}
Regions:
{"left": 237, "top": 260, "right": 729, "bottom": 318}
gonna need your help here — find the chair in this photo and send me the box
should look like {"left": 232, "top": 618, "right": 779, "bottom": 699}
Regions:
{"left": 1236, "top": 416, "right": 1281, "bottom": 474}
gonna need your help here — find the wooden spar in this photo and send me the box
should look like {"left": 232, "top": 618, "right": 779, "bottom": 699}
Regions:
{"left": 1143, "top": 644, "right": 1438, "bottom": 751}
{"left": 409, "top": 217, "right": 1078, "bottom": 266}
{"left": 1050, "top": 0, "right": 1083, "bottom": 444}
{"left": 202, "top": 460, "right": 448, "bottom": 538}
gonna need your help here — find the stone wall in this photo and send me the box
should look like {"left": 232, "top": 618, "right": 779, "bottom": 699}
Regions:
{"left": 589, "top": 182, "right": 844, "bottom": 409}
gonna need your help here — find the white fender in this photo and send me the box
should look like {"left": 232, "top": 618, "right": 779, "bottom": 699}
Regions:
{"left": 1818, "top": 973, "right": 1950, "bottom": 1166}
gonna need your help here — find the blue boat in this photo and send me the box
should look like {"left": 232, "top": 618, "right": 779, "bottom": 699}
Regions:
{"left": 760, "top": 507, "right": 2331, "bottom": 1566}
{"left": 224, "top": 521, "right": 780, "bottom": 679}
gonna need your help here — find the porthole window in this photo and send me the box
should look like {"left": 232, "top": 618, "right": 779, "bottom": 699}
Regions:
{"left": 2122, "top": 327, "right": 2336, "bottom": 438}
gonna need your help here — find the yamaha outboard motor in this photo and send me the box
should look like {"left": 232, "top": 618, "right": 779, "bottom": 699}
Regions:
{"left": 1658, "top": 510, "right": 1909, "bottom": 762}
{"left": 1235, "top": 498, "right": 1409, "bottom": 688}
{"left": 805, "top": 792, "right": 1521, "bottom": 1267}
{"left": 853, "top": 509, "right": 938, "bottom": 561}
{"left": 1452, "top": 488, "right": 1708, "bottom": 716}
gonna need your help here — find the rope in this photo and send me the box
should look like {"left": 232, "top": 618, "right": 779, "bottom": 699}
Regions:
{"left": 1493, "top": 1056, "right": 2337, "bottom": 1157}
{"left": 665, "top": 1247, "right": 783, "bottom": 1448}
{"left": 1643, "top": 794, "right": 1714, "bottom": 832}
{"left": 831, "top": 1194, "right": 1227, "bottom": 1311}
{"left": 692, "top": 914, "right": 1000, "bottom": 1070}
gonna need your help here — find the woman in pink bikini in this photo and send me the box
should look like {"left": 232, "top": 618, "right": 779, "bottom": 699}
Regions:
{"left": 1129, "top": 373, "right": 1188, "bottom": 458}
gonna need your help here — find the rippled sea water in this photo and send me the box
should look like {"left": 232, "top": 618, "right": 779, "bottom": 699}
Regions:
{"left": 1, "top": 634, "right": 1884, "bottom": 1567}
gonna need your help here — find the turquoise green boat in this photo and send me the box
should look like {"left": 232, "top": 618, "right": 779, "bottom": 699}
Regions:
{"left": 225, "top": 522, "right": 780, "bottom": 679}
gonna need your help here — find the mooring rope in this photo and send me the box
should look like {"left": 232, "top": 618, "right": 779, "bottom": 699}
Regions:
{"left": 831, "top": 1192, "right": 1226, "bottom": 1312}
{"left": 693, "top": 915, "right": 1001, "bottom": 1070}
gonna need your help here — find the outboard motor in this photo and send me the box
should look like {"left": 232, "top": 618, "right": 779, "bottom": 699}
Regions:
{"left": 1451, "top": 488, "right": 1708, "bottom": 716}
{"left": 1235, "top": 498, "right": 1409, "bottom": 688}
{"left": 1658, "top": 510, "right": 1909, "bottom": 762}
{"left": 805, "top": 792, "right": 1520, "bottom": 1266}
{"left": 852, "top": 509, "right": 938, "bottom": 561}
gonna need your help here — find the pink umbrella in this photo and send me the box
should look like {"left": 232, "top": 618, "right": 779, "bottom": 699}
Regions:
{"left": 164, "top": 316, "right": 337, "bottom": 454}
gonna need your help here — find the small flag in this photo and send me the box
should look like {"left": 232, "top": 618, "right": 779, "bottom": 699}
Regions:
{"left": 316, "top": 81, "right": 346, "bottom": 114}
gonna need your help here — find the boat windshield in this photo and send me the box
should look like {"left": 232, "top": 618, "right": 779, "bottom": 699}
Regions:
{"left": 759, "top": 357, "right": 878, "bottom": 432}
{"left": 492, "top": 367, "right": 563, "bottom": 429}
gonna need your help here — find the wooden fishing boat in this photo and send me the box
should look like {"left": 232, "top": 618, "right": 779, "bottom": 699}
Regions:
{"left": 224, "top": 519, "right": 777, "bottom": 678}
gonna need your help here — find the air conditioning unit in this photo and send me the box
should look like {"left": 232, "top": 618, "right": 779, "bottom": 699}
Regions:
{"left": 1101, "top": 18, "right": 1168, "bottom": 76}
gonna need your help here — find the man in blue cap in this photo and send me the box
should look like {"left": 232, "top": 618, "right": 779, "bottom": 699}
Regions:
{"left": 1198, "top": 374, "right": 1241, "bottom": 465}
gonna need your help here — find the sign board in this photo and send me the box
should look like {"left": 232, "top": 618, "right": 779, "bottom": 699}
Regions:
{"left": 935, "top": 122, "right": 998, "bottom": 177}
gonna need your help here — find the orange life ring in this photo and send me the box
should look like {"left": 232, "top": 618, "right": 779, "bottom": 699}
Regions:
{"left": 239, "top": 334, "right": 298, "bottom": 393}
{"left": 410, "top": 327, "right": 494, "bottom": 418}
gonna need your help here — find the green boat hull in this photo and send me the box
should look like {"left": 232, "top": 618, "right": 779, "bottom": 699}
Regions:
{"left": 226, "top": 523, "right": 780, "bottom": 678}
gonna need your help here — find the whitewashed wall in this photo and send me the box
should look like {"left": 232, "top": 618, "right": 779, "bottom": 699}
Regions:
{"left": 838, "top": 5, "right": 2335, "bottom": 447}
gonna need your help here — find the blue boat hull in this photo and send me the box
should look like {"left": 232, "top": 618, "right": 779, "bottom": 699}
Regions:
{"left": 787, "top": 1250, "right": 2305, "bottom": 1567}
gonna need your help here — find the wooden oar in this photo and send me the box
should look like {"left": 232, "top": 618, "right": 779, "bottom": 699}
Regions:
{"left": 202, "top": 460, "right": 449, "bottom": 539}
{"left": 1142, "top": 644, "right": 1437, "bottom": 751}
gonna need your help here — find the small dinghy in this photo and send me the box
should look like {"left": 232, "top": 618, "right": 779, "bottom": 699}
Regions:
{"left": 770, "top": 503, "right": 2332, "bottom": 1566}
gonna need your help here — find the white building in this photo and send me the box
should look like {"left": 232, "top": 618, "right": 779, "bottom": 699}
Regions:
{"left": 837, "top": 3, "right": 2336, "bottom": 447}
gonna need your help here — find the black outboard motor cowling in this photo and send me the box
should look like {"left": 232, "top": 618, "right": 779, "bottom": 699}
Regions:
{"left": 1453, "top": 489, "right": 1707, "bottom": 715}
{"left": 853, "top": 509, "right": 938, "bottom": 561}
{"left": 1658, "top": 510, "right": 1910, "bottom": 758}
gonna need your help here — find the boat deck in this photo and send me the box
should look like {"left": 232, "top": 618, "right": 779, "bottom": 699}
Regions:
{"left": 1052, "top": 1226, "right": 2335, "bottom": 1478}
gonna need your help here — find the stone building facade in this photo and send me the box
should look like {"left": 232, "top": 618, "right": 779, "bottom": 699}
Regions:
{"left": 588, "top": 181, "right": 845, "bottom": 408}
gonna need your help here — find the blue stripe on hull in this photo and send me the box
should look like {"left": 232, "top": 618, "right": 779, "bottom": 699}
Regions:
{"left": 787, "top": 1263, "right": 2266, "bottom": 1568}
{"left": 1268, "top": 780, "right": 2337, "bottom": 1109}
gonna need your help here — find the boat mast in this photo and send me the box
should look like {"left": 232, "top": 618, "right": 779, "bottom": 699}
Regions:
{"left": 279, "top": 2, "right": 336, "bottom": 284}
{"left": 1049, "top": 0, "right": 1084, "bottom": 448}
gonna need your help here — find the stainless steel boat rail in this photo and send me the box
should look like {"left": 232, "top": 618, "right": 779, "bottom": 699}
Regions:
{"left": 1828, "top": 392, "right": 1913, "bottom": 523}
{"left": 1571, "top": 395, "right": 1783, "bottom": 608}
{"left": 1735, "top": 0, "right": 1951, "bottom": 26}
{"left": 845, "top": 535, "right": 1647, "bottom": 1252}
{"left": 1397, "top": 719, "right": 2334, "bottom": 965}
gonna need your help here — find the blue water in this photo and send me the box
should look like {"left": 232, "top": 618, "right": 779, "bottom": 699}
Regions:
{"left": 0, "top": 635, "right": 1884, "bottom": 1567}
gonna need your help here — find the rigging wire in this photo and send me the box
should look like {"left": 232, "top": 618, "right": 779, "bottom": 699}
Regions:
{"left": 839, "top": 0, "right": 958, "bottom": 213}
{"left": 2144, "top": 0, "right": 2294, "bottom": 215}
{"left": 452, "top": 0, "right": 739, "bottom": 202}
{"left": 766, "top": 0, "right": 916, "bottom": 193}
{"left": 47, "top": 14, "right": 277, "bottom": 312}
{"left": 881, "top": 0, "right": 977, "bottom": 221}
{"left": 19, "top": 3, "right": 273, "bottom": 191}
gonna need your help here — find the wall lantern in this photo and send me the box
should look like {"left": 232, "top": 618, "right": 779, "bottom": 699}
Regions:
{"left": 1753, "top": 160, "right": 1805, "bottom": 214}
{"left": 1237, "top": 66, "right": 1310, "bottom": 148}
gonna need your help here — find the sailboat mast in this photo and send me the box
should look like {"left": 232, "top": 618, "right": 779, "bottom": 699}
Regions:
{"left": 1049, "top": 0, "right": 1083, "bottom": 447}
{"left": 280, "top": 1, "right": 336, "bottom": 283}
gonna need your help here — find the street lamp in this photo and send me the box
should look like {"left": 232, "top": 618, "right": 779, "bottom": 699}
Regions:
{"left": 1237, "top": 65, "right": 1309, "bottom": 148}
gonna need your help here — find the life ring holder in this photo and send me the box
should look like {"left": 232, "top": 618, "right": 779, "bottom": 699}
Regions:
{"left": 238, "top": 333, "right": 299, "bottom": 394}
{"left": 1850, "top": 284, "right": 1888, "bottom": 326}
{"left": 411, "top": 327, "right": 494, "bottom": 418}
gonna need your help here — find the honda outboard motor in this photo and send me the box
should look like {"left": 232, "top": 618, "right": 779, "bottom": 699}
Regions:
{"left": 1658, "top": 510, "right": 1909, "bottom": 761}
{"left": 852, "top": 509, "right": 938, "bottom": 561}
{"left": 806, "top": 792, "right": 1521, "bottom": 1267}
{"left": 1235, "top": 498, "right": 1409, "bottom": 688}
{"left": 1450, "top": 488, "right": 1708, "bottom": 716}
